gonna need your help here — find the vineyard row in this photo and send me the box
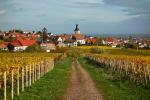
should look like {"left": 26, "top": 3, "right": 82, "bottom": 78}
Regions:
{"left": 0, "top": 53, "right": 62, "bottom": 100}
{"left": 85, "top": 54, "right": 150, "bottom": 85}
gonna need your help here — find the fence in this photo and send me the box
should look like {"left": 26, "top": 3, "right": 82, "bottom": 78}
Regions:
{"left": 0, "top": 58, "right": 54, "bottom": 100}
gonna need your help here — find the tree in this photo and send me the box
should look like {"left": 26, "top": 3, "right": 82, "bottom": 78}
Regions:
{"left": 7, "top": 44, "right": 14, "bottom": 52}
{"left": 0, "top": 30, "right": 2, "bottom": 34}
{"left": 3, "top": 37, "right": 14, "bottom": 42}
{"left": 15, "top": 29, "right": 23, "bottom": 34}
{"left": 95, "top": 37, "right": 103, "bottom": 46}
{"left": 36, "top": 31, "right": 42, "bottom": 35}
{"left": 42, "top": 27, "right": 48, "bottom": 43}
{"left": 77, "top": 41, "right": 81, "bottom": 46}
{"left": 25, "top": 44, "right": 45, "bottom": 52}
{"left": 72, "top": 36, "right": 76, "bottom": 41}
{"left": 124, "top": 43, "right": 134, "bottom": 48}
{"left": 128, "top": 36, "right": 133, "bottom": 42}
{"left": 32, "top": 30, "right": 35, "bottom": 34}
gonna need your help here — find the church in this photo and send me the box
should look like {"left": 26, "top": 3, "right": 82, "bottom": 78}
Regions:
{"left": 72, "top": 24, "right": 86, "bottom": 46}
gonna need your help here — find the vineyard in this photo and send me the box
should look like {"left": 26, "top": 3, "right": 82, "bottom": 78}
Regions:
{"left": 0, "top": 47, "right": 150, "bottom": 100}
{"left": 85, "top": 53, "right": 150, "bottom": 85}
{"left": 76, "top": 46, "right": 150, "bottom": 56}
{"left": 0, "top": 53, "right": 62, "bottom": 100}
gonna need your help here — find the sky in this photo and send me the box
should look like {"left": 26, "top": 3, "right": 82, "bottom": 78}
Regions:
{"left": 0, "top": 0, "right": 150, "bottom": 34}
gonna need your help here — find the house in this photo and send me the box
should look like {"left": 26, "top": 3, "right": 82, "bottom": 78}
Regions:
{"left": 48, "top": 35, "right": 59, "bottom": 44}
{"left": 72, "top": 34, "right": 86, "bottom": 45}
{"left": 103, "top": 37, "right": 115, "bottom": 45}
{"left": 102, "top": 37, "right": 122, "bottom": 47}
{"left": 57, "top": 34, "right": 70, "bottom": 42}
{"left": 57, "top": 42, "right": 66, "bottom": 47}
{"left": 26, "top": 34, "right": 40, "bottom": 39}
{"left": 57, "top": 37, "right": 63, "bottom": 43}
{"left": 4, "top": 31, "right": 26, "bottom": 38}
{"left": 7, "top": 37, "right": 36, "bottom": 51}
{"left": 63, "top": 37, "right": 76, "bottom": 47}
{"left": 86, "top": 37, "right": 97, "bottom": 45}
{"left": 40, "top": 43, "right": 56, "bottom": 52}
{"left": 0, "top": 42, "right": 8, "bottom": 50}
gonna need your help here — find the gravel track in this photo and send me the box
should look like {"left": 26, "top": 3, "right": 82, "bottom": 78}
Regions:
{"left": 63, "top": 60, "right": 103, "bottom": 100}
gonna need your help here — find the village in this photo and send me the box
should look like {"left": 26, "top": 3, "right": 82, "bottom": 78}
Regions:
{"left": 0, "top": 24, "right": 150, "bottom": 52}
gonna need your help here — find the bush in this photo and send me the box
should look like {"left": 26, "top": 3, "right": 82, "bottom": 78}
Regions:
{"left": 90, "top": 47, "right": 104, "bottom": 54}
{"left": 25, "top": 44, "right": 45, "bottom": 52}
{"left": 51, "top": 47, "right": 68, "bottom": 53}
{"left": 66, "top": 48, "right": 81, "bottom": 58}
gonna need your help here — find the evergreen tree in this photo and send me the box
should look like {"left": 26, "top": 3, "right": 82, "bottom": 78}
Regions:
{"left": 42, "top": 27, "right": 48, "bottom": 43}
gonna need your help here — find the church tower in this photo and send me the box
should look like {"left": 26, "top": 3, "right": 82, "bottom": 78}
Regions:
{"left": 74, "top": 24, "right": 80, "bottom": 34}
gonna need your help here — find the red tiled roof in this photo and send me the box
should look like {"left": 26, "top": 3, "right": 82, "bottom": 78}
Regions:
{"left": 10, "top": 37, "right": 36, "bottom": 47}
{"left": 105, "top": 37, "right": 114, "bottom": 42}
{"left": 92, "top": 38, "right": 97, "bottom": 43}
{"left": 59, "top": 34, "right": 71, "bottom": 40}
{"left": 73, "top": 34, "right": 85, "bottom": 40}
{"left": 86, "top": 38, "right": 97, "bottom": 43}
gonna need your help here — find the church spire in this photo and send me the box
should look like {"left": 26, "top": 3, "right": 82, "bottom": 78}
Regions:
{"left": 74, "top": 24, "right": 80, "bottom": 34}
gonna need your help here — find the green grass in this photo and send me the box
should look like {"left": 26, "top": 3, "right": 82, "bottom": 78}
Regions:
{"left": 14, "top": 57, "right": 72, "bottom": 100}
{"left": 79, "top": 56, "right": 150, "bottom": 100}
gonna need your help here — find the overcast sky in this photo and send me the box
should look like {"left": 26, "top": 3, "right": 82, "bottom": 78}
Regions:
{"left": 0, "top": 0, "right": 150, "bottom": 34}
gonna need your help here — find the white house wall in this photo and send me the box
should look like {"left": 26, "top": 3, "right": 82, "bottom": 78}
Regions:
{"left": 14, "top": 46, "right": 28, "bottom": 51}
{"left": 76, "top": 39, "right": 85, "bottom": 44}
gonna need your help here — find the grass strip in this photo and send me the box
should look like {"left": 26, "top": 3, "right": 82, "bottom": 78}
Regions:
{"left": 14, "top": 57, "right": 72, "bottom": 100}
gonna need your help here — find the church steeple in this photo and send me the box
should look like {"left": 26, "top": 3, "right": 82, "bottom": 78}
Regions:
{"left": 74, "top": 24, "right": 80, "bottom": 34}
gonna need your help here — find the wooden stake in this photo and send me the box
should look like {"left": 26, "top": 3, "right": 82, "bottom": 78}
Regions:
{"left": 44, "top": 61, "right": 45, "bottom": 75}
{"left": 22, "top": 67, "right": 24, "bottom": 92}
{"left": 26, "top": 65, "right": 28, "bottom": 87}
{"left": 32, "top": 63, "right": 34, "bottom": 84}
{"left": 4, "top": 69, "right": 6, "bottom": 100}
{"left": 17, "top": 67, "right": 20, "bottom": 96}
{"left": 41, "top": 62, "right": 43, "bottom": 76}
{"left": 38, "top": 64, "right": 40, "bottom": 79}
{"left": 11, "top": 69, "right": 14, "bottom": 99}
{"left": 34, "top": 63, "right": 37, "bottom": 81}
{"left": 29, "top": 64, "right": 31, "bottom": 86}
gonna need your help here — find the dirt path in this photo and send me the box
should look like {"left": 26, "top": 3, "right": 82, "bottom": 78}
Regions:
{"left": 63, "top": 60, "right": 103, "bottom": 100}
